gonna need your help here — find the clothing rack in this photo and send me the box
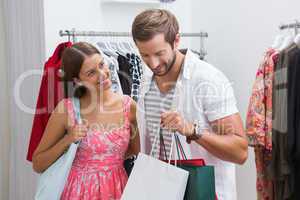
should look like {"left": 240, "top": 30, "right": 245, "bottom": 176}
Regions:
{"left": 279, "top": 21, "right": 300, "bottom": 34}
{"left": 59, "top": 29, "right": 208, "bottom": 39}
{"left": 59, "top": 29, "right": 208, "bottom": 58}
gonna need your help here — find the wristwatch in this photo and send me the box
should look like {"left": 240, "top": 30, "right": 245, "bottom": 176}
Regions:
{"left": 186, "top": 123, "right": 202, "bottom": 144}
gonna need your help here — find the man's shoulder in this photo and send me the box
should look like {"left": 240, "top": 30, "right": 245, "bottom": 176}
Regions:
{"left": 186, "top": 58, "right": 230, "bottom": 85}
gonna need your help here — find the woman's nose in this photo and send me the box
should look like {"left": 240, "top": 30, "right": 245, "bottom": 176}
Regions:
{"left": 98, "top": 68, "right": 108, "bottom": 79}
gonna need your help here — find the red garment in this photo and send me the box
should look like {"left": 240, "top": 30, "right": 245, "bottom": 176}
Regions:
{"left": 26, "top": 42, "right": 72, "bottom": 161}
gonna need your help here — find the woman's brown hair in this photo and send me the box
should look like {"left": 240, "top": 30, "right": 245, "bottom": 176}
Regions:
{"left": 61, "top": 42, "right": 100, "bottom": 98}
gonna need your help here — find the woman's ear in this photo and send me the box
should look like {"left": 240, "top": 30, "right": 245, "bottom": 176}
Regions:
{"left": 73, "top": 77, "right": 80, "bottom": 85}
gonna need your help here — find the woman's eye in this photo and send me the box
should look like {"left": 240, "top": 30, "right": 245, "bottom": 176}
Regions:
{"left": 99, "top": 62, "right": 105, "bottom": 68}
{"left": 88, "top": 71, "right": 96, "bottom": 76}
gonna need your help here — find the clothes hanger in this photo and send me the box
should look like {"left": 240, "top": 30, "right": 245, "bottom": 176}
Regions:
{"left": 97, "top": 34, "right": 118, "bottom": 57}
{"left": 278, "top": 28, "right": 294, "bottom": 51}
{"left": 120, "top": 41, "right": 132, "bottom": 55}
{"left": 98, "top": 41, "right": 117, "bottom": 57}
{"left": 271, "top": 34, "right": 285, "bottom": 49}
{"left": 114, "top": 38, "right": 128, "bottom": 56}
{"left": 293, "top": 20, "right": 300, "bottom": 45}
{"left": 106, "top": 35, "right": 117, "bottom": 54}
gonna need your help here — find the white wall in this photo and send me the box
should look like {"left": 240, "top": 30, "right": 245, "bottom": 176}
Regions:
{"left": 191, "top": 1, "right": 300, "bottom": 200}
{"left": 0, "top": 1, "right": 10, "bottom": 200}
{"left": 44, "top": 0, "right": 193, "bottom": 58}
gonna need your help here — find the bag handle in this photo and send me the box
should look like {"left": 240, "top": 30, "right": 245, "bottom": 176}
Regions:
{"left": 72, "top": 97, "right": 82, "bottom": 124}
{"left": 159, "top": 129, "right": 168, "bottom": 160}
{"left": 150, "top": 129, "right": 178, "bottom": 165}
{"left": 72, "top": 98, "right": 82, "bottom": 144}
{"left": 175, "top": 134, "right": 187, "bottom": 160}
{"left": 167, "top": 133, "right": 176, "bottom": 166}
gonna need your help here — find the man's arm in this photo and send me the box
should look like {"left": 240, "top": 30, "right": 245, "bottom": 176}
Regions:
{"left": 193, "top": 113, "right": 248, "bottom": 164}
{"left": 161, "top": 112, "right": 248, "bottom": 165}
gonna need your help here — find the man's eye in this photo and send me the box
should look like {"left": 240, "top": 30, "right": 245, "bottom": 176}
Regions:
{"left": 156, "top": 52, "right": 164, "bottom": 56}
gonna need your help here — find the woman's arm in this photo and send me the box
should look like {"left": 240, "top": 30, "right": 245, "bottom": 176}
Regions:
{"left": 32, "top": 100, "right": 87, "bottom": 173}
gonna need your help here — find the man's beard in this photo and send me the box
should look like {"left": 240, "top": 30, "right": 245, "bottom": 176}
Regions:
{"left": 153, "top": 51, "right": 177, "bottom": 77}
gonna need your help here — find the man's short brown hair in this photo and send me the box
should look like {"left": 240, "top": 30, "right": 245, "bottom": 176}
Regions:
{"left": 131, "top": 9, "right": 179, "bottom": 47}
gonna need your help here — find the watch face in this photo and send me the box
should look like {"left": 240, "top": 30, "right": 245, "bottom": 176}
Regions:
{"left": 195, "top": 124, "right": 202, "bottom": 136}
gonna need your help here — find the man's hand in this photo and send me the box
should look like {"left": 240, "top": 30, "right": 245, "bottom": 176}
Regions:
{"left": 160, "top": 111, "right": 194, "bottom": 136}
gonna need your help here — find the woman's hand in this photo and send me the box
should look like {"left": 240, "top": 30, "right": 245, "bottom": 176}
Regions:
{"left": 65, "top": 124, "right": 88, "bottom": 144}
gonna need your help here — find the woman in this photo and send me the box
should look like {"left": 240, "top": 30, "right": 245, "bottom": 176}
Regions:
{"left": 32, "top": 42, "right": 140, "bottom": 200}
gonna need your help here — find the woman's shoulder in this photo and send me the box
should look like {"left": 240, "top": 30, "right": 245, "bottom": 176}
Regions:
{"left": 51, "top": 98, "right": 73, "bottom": 116}
{"left": 120, "top": 95, "right": 136, "bottom": 122}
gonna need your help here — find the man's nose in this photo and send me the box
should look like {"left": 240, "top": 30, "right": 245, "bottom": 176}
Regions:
{"left": 148, "top": 57, "right": 160, "bottom": 69}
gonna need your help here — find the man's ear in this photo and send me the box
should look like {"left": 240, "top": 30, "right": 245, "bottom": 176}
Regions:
{"left": 173, "top": 33, "right": 180, "bottom": 49}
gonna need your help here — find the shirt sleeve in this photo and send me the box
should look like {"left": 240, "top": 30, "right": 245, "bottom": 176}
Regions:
{"left": 200, "top": 71, "right": 239, "bottom": 122}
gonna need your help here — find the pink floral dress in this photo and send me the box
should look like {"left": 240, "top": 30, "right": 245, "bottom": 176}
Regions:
{"left": 60, "top": 96, "right": 131, "bottom": 200}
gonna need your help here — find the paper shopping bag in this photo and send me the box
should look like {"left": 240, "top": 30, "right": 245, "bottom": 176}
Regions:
{"left": 121, "top": 152, "right": 189, "bottom": 200}
{"left": 169, "top": 135, "right": 217, "bottom": 200}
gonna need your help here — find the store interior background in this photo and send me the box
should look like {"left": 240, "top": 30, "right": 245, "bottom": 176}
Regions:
{"left": 1, "top": 0, "right": 300, "bottom": 199}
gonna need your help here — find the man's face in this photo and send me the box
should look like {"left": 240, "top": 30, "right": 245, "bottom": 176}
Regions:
{"left": 136, "top": 34, "right": 178, "bottom": 76}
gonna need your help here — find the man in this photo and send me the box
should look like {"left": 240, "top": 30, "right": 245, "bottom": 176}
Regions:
{"left": 132, "top": 9, "right": 248, "bottom": 200}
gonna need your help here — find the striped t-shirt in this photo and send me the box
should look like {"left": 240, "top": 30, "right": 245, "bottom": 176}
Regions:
{"left": 144, "top": 79, "right": 175, "bottom": 159}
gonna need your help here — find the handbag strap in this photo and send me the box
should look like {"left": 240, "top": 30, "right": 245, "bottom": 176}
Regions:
{"left": 72, "top": 97, "right": 82, "bottom": 124}
{"left": 175, "top": 134, "right": 182, "bottom": 160}
{"left": 159, "top": 131, "right": 187, "bottom": 161}
{"left": 71, "top": 98, "right": 82, "bottom": 144}
{"left": 159, "top": 129, "right": 168, "bottom": 160}
{"left": 175, "top": 134, "right": 187, "bottom": 160}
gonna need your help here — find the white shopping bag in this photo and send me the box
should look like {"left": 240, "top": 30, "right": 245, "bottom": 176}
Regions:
{"left": 34, "top": 143, "right": 79, "bottom": 200}
{"left": 34, "top": 98, "right": 81, "bottom": 200}
{"left": 121, "top": 134, "right": 189, "bottom": 200}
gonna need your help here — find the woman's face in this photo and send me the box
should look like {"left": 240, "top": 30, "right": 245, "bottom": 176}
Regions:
{"left": 78, "top": 53, "right": 111, "bottom": 93}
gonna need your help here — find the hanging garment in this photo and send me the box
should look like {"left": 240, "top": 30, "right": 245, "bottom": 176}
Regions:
{"left": 191, "top": 49, "right": 205, "bottom": 60}
{"left": 287, "top": 44, "right": 300, "bottom": 199}
{"left": 26, "top": 42, "right": 72, "bottom": 162}
{"left": 107, "top": 56, "right": 123, "bottom": 94}
{"left": 127, "top": 53, "right": 143, "bottom": 102}
{"left": 60, "top": 96, "right": 131, "bottom": 200}
{"left": 267, "top": 45, "right": 292, "bottom": 200}
{"left": 95, "top": 44, "right": 123, "bottom": 95}
{"left": 117, "top": 54, "right": 132, "bottom": 96}
{"left": 254, "top": 147, "right": 273, "bottom": 200}
{"left": 246, "top": 48, "right": 278, "bottom": 150}
{"left": 287, "top": 44, "right": 300, "bottom": 164}
{"left": 248, "top": 44, "right": 300, "bottom": 200}
{"left": 246, "top": 48, "right": 278, "bottom": 200}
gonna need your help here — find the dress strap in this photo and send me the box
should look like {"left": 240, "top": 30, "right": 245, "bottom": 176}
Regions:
{"left": 122, "top": 95, "right": 132, "bottom": 127}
